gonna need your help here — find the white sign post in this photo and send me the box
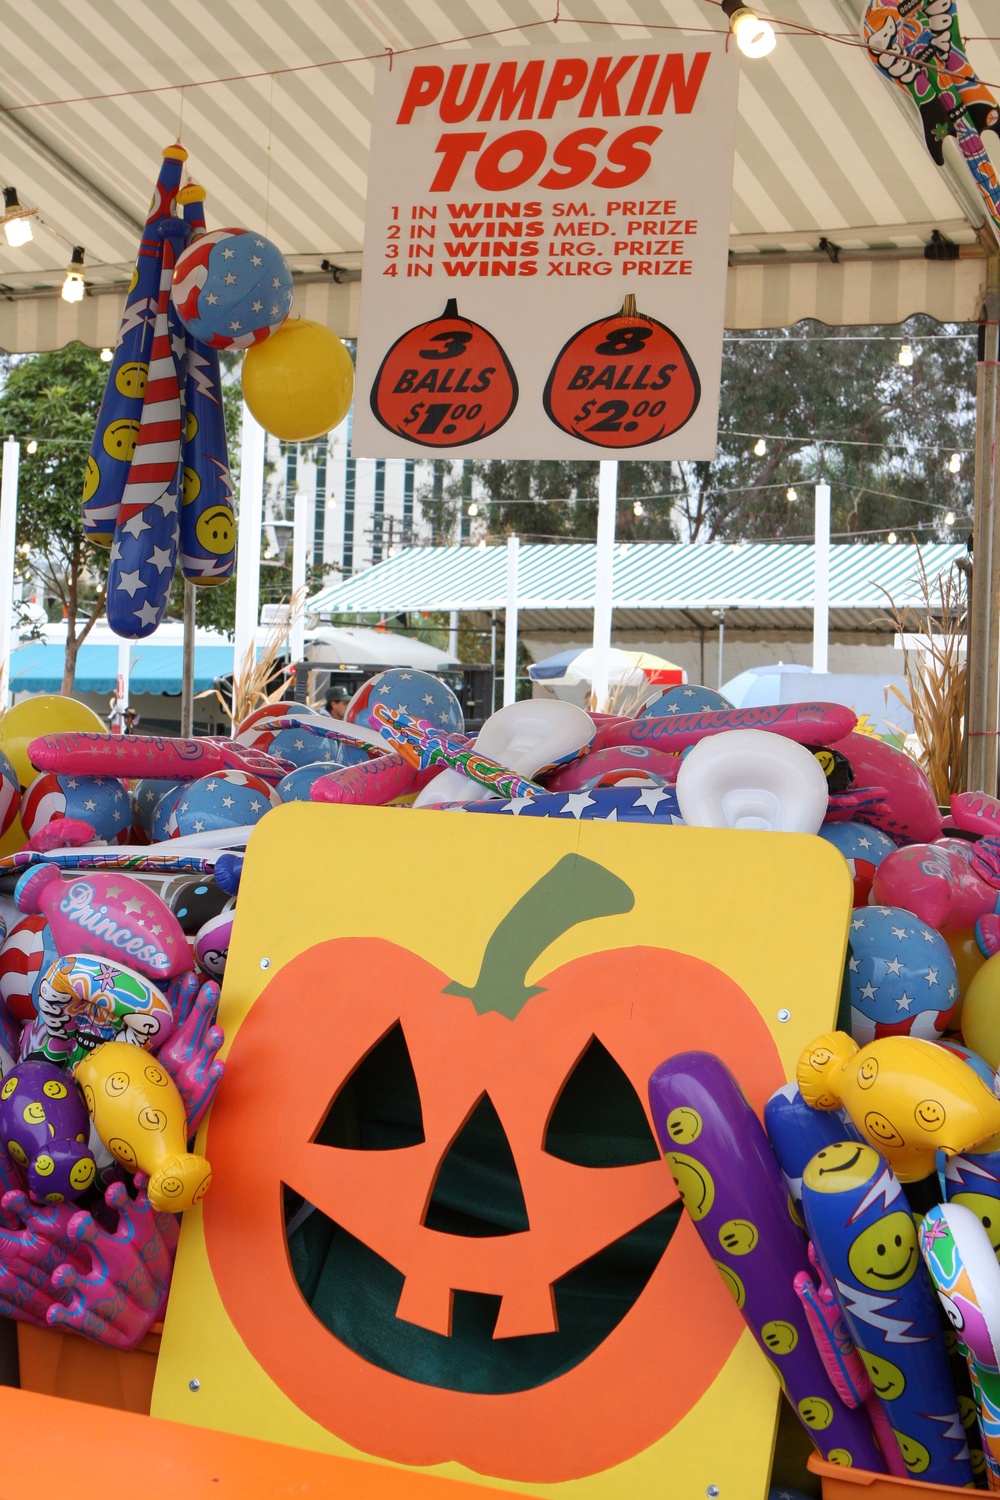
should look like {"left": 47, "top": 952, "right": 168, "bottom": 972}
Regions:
{"left": 233, "top": 402, "right": 266, "bottom": 716}
{"left": 0, "top": 439, "right": 19, "bottom": 711}
{"left": 503, "top": 535, "right": 520, "bottom": 707}
{"left": 354, "top": 41, "right": 738, "bottom": 463}
{"left": 813, "top": 482, "right": 831, "bottom": 675}
{"left": 592, "top": 461, "right": 618, "bottom": 712}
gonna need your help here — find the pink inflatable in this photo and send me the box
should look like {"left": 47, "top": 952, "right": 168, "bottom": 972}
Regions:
{"left": 595, "top": 701, "right": 857, "bottom": 754}
{"left": 15, "top": 865, "right": 192, "bottom": 981}
{"left": 952, "top": 791, "right": 1000, "bottom": 838}
{"left": 27, "top": 733, "right": 292, "bottom": 785}
{"left": 829, "top": 731, "right": 942, "bottom": 844}
{"left": 871, "top": 841, "right": 1000, "bottom": 932}
{"left": 311, "top": 750, "right": 417, "bottom": 806}
{"left": 543, "top": 744, "right": 680, "bottom": 792}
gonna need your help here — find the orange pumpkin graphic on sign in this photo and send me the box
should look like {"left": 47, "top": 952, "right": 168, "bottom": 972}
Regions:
{"left": 370, "top": 298, "right": 518, "bottom": 446}
{"left": 544, "top": 295, "right": 700, "bottom": 448}
{"left": 203, "top": 855, "right": 780, "bottom": 1482}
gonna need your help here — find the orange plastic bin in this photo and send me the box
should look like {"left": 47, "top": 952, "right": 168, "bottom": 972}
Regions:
{"left": 808, "top": 1453, "right": 974, "bottom": 1497}
{"left": 16, "top": 1320, "right": 162, "bottom": 1414}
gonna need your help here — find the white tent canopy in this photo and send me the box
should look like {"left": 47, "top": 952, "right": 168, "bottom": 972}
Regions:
{"left": 0, "top": 0, "right": 997, "bottom": 351}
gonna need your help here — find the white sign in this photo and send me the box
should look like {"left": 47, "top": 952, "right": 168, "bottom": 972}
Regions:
{"left": 353, "top": 41, "right": 739, "bottom": 462}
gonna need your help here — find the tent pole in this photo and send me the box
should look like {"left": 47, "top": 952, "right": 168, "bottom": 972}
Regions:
{"left": 180, "top": 582, "right": 195, "bottom": 737}
{"left": 969, "top": 257, "right": 1000, "bottom": 795}
{"left": 592, "top": 460, "right": 617, "bottom": 712}
{"left": 449, "top": 610, "right": 459, "bottom": 661}
{"left": 503, "top": 535, "right": 519, "bottom": 707}
{"left": 232, "top": 402, "right": 265, "bottom": 733}
{"left": 0, "top": 438, "right": 18, "bottom": 711}
{"left": 813, "top": 482, "right": 830, "bottom": 673}
{"left": 290, "top": 486, "right": 308, "bottom": 672}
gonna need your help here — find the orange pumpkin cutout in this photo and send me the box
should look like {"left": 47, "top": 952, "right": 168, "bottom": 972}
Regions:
{"left": 543, "top": 294, "right": 700, "bottom": 448}
{"left": 369, "top": 298, "right": 518, "bottom": 446}
{"left": 204, "top": 854, "right": 782, "bottom": 1483}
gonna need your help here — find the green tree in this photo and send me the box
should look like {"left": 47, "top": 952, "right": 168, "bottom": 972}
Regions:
{"left": 675, "top": 315, "right": 975, "bottom": 542}
{"left": 457, "top": 316, "right": 973, "bottom": 548}
{"left": 0, "top": 344, "right": 108, "bottom": 693}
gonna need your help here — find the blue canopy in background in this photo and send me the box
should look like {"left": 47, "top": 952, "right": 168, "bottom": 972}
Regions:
{"left": 8, "top": 642, "right": 235, "bottom": 696}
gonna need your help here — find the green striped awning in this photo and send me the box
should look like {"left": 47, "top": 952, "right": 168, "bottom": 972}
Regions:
{"left": 307, "top": 541, "right": 966, "bottom": 634}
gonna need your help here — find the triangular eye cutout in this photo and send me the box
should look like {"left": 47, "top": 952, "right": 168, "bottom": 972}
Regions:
{"left": 314, "top": 1022, "right": 424, "bottom": 1149}
{"left": 545, "top": 1037, "right": 660, "bottom": 1166}
{"left": 423, "top": 1093, "right": 529, "bottom": 1236}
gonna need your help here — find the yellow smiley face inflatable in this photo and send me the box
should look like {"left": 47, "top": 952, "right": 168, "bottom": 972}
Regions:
{"left": 195, "top": 505, "right": 235, "bottom": 556}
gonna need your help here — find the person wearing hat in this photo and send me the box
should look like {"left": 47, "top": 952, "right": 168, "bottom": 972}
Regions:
{"left": 325, "top": 684, "right": 350, "bottom": 720}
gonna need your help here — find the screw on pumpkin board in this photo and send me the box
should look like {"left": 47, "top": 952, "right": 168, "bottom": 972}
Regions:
{"left": 442, "top": 853, "right": 634, "bottom": 1018}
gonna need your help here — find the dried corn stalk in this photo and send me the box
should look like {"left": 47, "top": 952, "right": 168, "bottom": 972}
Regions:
{"left": 200, "top": 589, "right": 305, "bottom": 734}
{"left": 879, "top": 551, "right": 967, "bottom": 803}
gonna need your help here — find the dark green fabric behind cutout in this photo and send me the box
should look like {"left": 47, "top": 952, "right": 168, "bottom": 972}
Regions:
{"left": 315, "top": 1022, "right": 424, "bottom": 1151}
{"left": 545, "top": 1037, "right": 661, "bottom": 1166}
{"left": 423, "top": 1093, "right": 529, "bottom": 1237}
{"left": 287, "top": 1198, "right": 680, "bottom": 1394}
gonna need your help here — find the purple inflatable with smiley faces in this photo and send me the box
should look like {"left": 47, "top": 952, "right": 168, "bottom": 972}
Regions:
{"left": 0, "top": 1059, "right": 95, "bottom": 1204}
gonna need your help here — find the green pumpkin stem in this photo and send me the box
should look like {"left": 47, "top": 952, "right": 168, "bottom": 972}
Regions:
{"left": 443, "top": 854, "right": 634, "bottom": 1018}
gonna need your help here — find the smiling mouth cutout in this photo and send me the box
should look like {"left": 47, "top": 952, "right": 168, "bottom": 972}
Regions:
{"left": 284, "top": 1194, "right": 680, "bottom": 1394}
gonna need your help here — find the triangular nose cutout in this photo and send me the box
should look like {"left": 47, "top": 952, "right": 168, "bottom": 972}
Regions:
{"left": 423, "top": 1093, "right": 529, "bottom": 1237}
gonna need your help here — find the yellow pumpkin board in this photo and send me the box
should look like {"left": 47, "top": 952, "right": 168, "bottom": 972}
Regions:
{"left": 155, "top": 804, "right": 852, "bottom": 1500}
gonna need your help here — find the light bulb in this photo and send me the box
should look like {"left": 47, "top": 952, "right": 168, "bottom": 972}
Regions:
{"left": 948, "top": 453, "right": 961, "bottom": 473}
{"left": 754, "top": 437, "right": 767, "bottom": 456}
{"left": 887, "top": 531, "right": 898, "bottom": 543}
{"left": 4, "top": 218, "right": 31, "bottom": 248}
{"left": 26, "top": 440, "right": 37, "bottom": 454}
{"left": 477, "top": 538, "right": 487, "bottom": 550}
{"left": 723, "top": 4, "right": 777, "bottom": 58}
{"left": 1, "top": 187, "right": 34, "bottom": 248}
{"left": 61, "top": 246, "right": 85, "bottom": 304}
{"left": 945, "top": 511, "right": 955, "bottom": 525}
{"left": 898, "top": 343, "right": 913, "bottom": 367}
{"left": 633, "top": 501, "right": 644, "bottom": 516}
{"left": 99, "top": 347, "right": 113, "bottom": 363}
{"left": 786, "top": 487, "right": 797, "bottom": 502}
{"left": 467, "top": 502, "right": 478, "bottom": 516}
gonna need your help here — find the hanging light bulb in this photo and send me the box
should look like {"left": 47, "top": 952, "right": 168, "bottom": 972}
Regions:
{"left": 945, "top": 511, "right": 955, "bottom": 525}
{"left": 754, "top": 437, "right": 767, "bottom": 456}
{"left": 721, "top": 0, "right": 776, "bottom": 57}
{"left": 887, "top": 531, "right": 898, "bottom": 543}
{"left": 1, "top": 187, "right": 35, "bottom": 248}
{"left": 477, "top": 538, "right": 487, "bottom": 550}
{"left": 948, "top": 452, "right": 961, "bottom": 473}
{"left": 61, "top": 246, "right": 85, "bottom": 303}
{"left": 26, "top": 440, "right": 37, "bottom": 454}
{"left": 633, "top": 501, "right": 645, "bottom": 517}
{"left": 467, "top": 502, "right": 478, "bottom": 517}
{"left": 786, "top": 487, "right": 797, "bottom": 502}
{"left": 898, "top": 343, "right": 913, "bottom": 367}
{"left": 99, "top": 347, "right": 113, "bottom": 363}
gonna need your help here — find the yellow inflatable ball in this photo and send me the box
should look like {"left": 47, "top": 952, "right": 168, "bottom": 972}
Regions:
{"left": 959, "top": 950, "right": 1000, "bottom": 1070}
{"left": 944, "top": 927, "right": 989, "bottom": 1023}
{"left": 0, "top": 695, "right": 105, "bottom": 789}
{"left": 241, "top": 317, "right": 354, "bottom": 442}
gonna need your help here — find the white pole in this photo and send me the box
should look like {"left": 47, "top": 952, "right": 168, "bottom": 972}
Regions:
{"left": 591, "top": 460, "right": 618, "bottom": 712}
{"left": 448, "top": 609, "right": 459, "bottom": 661}
{"left": 233, "top": 402, "right": 266, "bottom": 706}
{"left": 290, "top": 485, "right": 308, "bottom": 669}
{"left": 503, "top": 534, "right": 519, "bottom": 707}
{"left": 813, "top": 481, "right": 831, "bottom": 674}
{"left": 0, "top": 439, "right": 19, "bottom": 710}
{"left": 114, "top": 639, "right": 130, "bottom": 733}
